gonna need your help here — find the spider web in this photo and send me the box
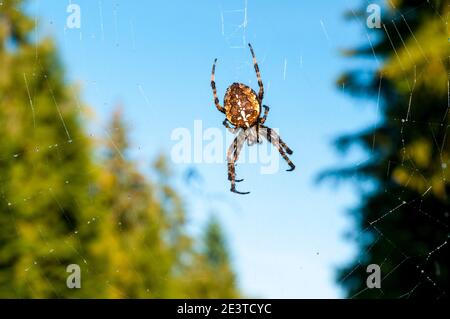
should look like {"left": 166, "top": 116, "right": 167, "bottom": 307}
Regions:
{"left": 0, "top": 0, "right": 448, "bottom": 299}
{"left": 333, "top": 0, "right": 450, "bottom": 299}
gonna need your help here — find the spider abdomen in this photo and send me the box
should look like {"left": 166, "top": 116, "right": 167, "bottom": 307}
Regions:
{"left": 224, "top": 83, "right": 260, "bottom": 128}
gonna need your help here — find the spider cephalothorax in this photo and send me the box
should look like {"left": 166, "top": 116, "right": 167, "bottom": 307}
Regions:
{"left": 211, "top": 43, "right": 295, "bottom": 195}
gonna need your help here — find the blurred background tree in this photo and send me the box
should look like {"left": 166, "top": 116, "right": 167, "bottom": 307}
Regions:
{"left": 0, "top": 0, "right": 104, "bottom": 298}
{"left": 176, "top": 215, "right": 239, "bottom": 298}
{"left": 0, "top": 0, "right": 239, "bottom": 298}
{"left": 322, "top": 0, "right": 449, "bottom": 298}
{"left": 93, "top": 108, "right": 174, "bottom": 298}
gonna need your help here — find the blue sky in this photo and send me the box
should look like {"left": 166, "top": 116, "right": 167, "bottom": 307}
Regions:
{"left": 29, "top": 0, "right": 378, "bottom": 298}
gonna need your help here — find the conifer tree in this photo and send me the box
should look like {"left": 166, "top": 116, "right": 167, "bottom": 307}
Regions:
{"left": 94, "top": 109, "right": 173, "bottom": 298}
{"left": 177, "top": 215, "right": 239, "bottom": 298}
{"left": 0, "top": 0, "right": 103, "bottom": 297}
{"left": 323, "top": 0, "right": 449, "bottom": 298}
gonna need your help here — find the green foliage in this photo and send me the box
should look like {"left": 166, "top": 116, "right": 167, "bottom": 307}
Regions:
{"left": 0, "top": 0, "right": 239, "bottom": 298}
{"left": 204, "top": 215, "right": 231, "bottom": 267}
{"left": 0, "top": 0, "right": 102, "bottom": 298}
{"left": 92, "top": 108, "right": 174, "bottom": 298}
{"left": 325, "top": 0, "right": 449, "bottom": 298}
{"left": 175, "top": 215, "right": 239, "bottom": 298}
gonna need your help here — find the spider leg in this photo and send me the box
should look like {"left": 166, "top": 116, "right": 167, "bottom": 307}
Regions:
{"left": 229, "top": 162, "right": 244, "bottom": 183}
{"left": 227, "top": 132, "right": 249, "bottom": 194}
{"left": 260, "top": 105, "right": 270, "bottom": 125}
{"left": 256, "top": 106, "right": 269, "bottom": 143}
{"left": 228, "top": 164, "right": 248, "bottom": 194}
{"left": 261, "top": 124, "right": 293, "bottom": 155}
{"left": 223, "top": 119, "right": 239, "bottom": 134}
{"left": 248, "top": 43, "right": 264, "bottom": 103}
{"left": 228, "top": 134, "right": 246, "bottom": 184}
{"left": 261, "top": 126, "right": 295, "bottom": 171}
{"left": 256, "top": 119, "right": 261, "bottom": 144}
{"left": 211, "top": 58, "right": 225, "bottom": 113}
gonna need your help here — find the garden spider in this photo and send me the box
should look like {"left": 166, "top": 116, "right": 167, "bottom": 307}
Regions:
{"left": 211, "top": 43, "right": 295, "bottom": 195}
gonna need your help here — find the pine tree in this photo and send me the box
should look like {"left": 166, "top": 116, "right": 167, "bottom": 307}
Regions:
{"left": 177, "top": 215, "right": 239, "bottom": 298}
{"left": 0, "top": 0, "right": 103, "bottom": 297}
{"left": 204, "top": 215, "right": 231, "bottom": 268}
{"left": 94, "top": 112, "right": 241, "bottom": 298}
{"left": 93, "top": 108, "right": 173, "bottom": 298}
{"left": 322, "top": 0, "right": 449, "bottom": 298}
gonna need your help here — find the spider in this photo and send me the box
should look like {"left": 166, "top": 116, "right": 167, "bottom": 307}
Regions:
{"left": 211, "top": 43, "right": 295, "bottom": 195}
